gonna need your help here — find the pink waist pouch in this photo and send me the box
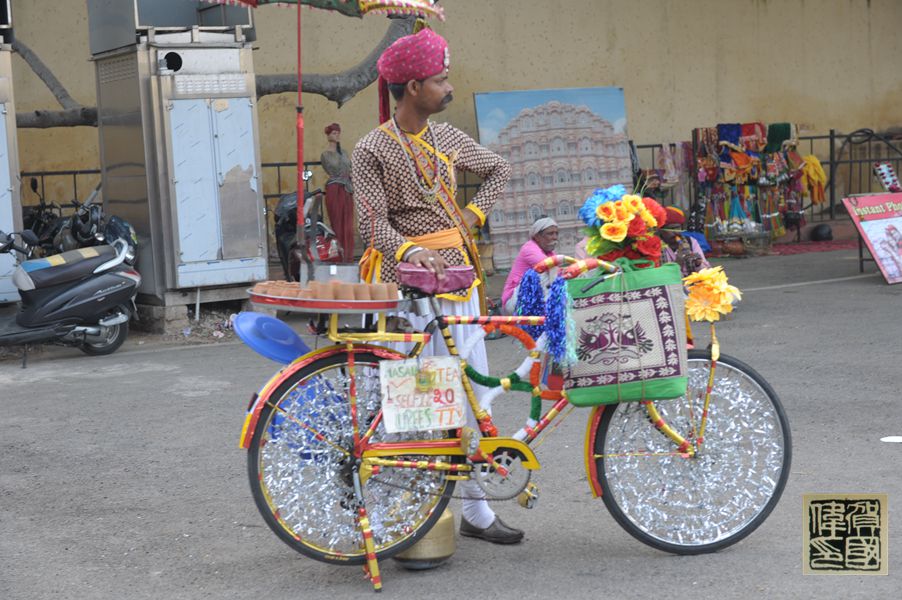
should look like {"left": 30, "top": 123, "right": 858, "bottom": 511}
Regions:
{"left": 396, "top": 263, "right": 476, "bottom": 295}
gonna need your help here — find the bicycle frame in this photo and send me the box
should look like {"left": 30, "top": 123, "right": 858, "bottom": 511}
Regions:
{"left": 240, "top": 305, "right": 713, "bottom": 496}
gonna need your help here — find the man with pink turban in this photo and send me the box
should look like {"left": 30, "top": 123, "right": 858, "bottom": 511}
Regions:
{"left": 352, "top": 27, "right": 521, "bottom": 545}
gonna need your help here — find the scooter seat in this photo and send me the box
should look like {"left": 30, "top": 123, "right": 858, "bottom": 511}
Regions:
{"left": 13, "top": 245, "right": 118, "bottom": 291}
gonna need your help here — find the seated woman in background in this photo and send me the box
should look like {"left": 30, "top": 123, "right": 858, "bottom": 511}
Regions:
{"left": 501, "top": 217, "right": 558, "bottom": 315}
{"left": 659, "top": 206, "right": 710, "bottom": 276}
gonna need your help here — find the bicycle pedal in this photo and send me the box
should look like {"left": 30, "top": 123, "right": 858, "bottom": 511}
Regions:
{"left": 517, "top": 482, "right": 539, "bottom": 509}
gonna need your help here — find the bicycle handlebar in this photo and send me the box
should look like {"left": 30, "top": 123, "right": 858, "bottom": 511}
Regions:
{"left": 532, "top": 255, "right": 577, "bottom": 273}
{"left": 532, "top": 255, "right": 621, "bottom": 279}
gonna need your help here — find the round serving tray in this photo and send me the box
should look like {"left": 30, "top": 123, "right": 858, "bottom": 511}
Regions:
{"left": 248, "top": 290, "right": 400, "bottom": 314}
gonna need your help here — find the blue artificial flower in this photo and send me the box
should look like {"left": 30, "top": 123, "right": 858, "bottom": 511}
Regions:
{"left": 578, "top": 184, "right": 628, "bottom": 227}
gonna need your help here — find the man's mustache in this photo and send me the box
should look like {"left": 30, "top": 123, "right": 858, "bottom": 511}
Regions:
{"left": 441, "top": 93, "right": 454, "bottom": 106}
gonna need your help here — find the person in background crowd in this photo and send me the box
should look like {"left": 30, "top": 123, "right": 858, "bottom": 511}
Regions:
{"left": 321, "top": 123, "right": 355, "bottom": 261}
{"left": 660, "top": 206, "right": 710, "bottom": 276}
{"left": 352, "top": 28, "right": 521, "bottom": 545}
{"left": 501, "top": 217, "right": 558, "bottom": 314}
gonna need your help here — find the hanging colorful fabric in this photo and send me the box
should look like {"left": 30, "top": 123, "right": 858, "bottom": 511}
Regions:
{"left": 801, "top": 155, "right": 827, "bottom": 203}
{"left": 717, "top": 123, "right": 742, "bottom": 163}
{"left": 740, "top": 122, "right": 767, "bottom": 152}
{"left": 564, "top": 260, "right": 688, "bottom": 406}
{"left": 764, "top": 123, "right": 792, "bottom": 153}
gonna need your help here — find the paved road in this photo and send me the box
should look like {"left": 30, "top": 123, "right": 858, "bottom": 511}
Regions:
{"left": 2, "top": 248, "right": 901, "bottom": 599}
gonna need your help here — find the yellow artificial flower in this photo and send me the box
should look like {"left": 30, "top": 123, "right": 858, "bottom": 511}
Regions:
{"left": 683, "top": 266, "right": 742, "bottom": 322}
{"left": 639, "top": 208, "right": 658, "bottom": 228}
{"left": 686, "top": 291, "right": 727, "bottom": 322}
{"left": 600, "top": 221, "right": 629, "bottom": 243}
{"left": 613, "top": 203, "right": 634, "bottom": 222}
{"left": 683, "top": 265, "right": 725, "bottom": 286}
{"left": 713, "top": 280, "right": 742, "bottom": 303}
{"left": 596, "top": 202, "right": 617, "bottom": 222}
{"left": 622, "top": 195, "right": 644, "bottom": 213}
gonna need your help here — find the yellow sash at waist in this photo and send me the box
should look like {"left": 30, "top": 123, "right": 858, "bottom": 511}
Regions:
{"left": 408, "top": 228, "right": 463, "bottom": 250}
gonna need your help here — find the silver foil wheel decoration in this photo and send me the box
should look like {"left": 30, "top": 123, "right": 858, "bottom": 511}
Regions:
{"left": 256, "top": 360, "right": 449, "bottom": 556}
{"left": 599, "top": 357, "right": 788, "bottom": 548}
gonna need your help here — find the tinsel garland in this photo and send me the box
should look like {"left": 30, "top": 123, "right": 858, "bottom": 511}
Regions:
{"left": 544, "top": 275, "right": 577, "bottom": 365}
{"left": 463, "top": 365, "right": 542, "bottom": 420}
{"left": 515, "top": 269, "right": 546, "bottom": 339}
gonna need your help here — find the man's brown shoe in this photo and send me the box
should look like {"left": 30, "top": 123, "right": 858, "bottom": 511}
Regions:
{"left": 460, "top": 516, "right": 524, "bottom": 544}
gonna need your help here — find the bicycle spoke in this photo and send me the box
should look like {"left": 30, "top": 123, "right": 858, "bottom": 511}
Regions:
{"left": 267, "top": 401, "right": 352, "bottom": 457}
{"left": 595, "top": 353, "right": 790, "bottom": 552}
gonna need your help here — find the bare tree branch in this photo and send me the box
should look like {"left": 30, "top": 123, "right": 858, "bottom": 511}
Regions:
{"left": 14, "top": 16, "right": 415, "bottom": 128}
{"left": 18, "top": 107, "right": 98, "bottom": 129}
{"left": 11, "top": 39, "right": 81, "bottom": 110}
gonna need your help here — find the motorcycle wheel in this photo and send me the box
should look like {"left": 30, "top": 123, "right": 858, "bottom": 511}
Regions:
{"left": 80, "top": 306, "right": 130, "bottom": 356}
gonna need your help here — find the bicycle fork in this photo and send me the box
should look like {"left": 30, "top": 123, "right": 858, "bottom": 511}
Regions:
{"left": 344, "top": 343, "right": 383, "bottom": 593}
{"left": 584, "top": 352, "right": 720, "bottom": 498}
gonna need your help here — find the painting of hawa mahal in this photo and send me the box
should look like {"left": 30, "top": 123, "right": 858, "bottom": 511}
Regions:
{"left": 474, "top": 87, "right": 632, "bottom": 269}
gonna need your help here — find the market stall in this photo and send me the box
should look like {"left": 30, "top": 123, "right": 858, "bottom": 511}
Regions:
{"left": 689, "top": 122, "right": 827, "bottom": 256}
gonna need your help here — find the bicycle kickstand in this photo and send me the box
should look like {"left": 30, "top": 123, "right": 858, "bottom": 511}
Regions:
{"left": 357, "top": 507, "right": 383, "bottom": 592}
{"left": 353, "top": 472, "right": 383, "bottom": 592}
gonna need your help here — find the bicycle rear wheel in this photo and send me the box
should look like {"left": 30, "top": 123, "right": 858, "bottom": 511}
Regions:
{"left": 247, "top": 350, "right": 456, "bottom": 565}
{"left": 594, "top": 349, "right": 791, "bottom": 554}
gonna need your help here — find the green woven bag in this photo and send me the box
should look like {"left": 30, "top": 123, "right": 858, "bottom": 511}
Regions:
{"left": 564, "top": 260, "right": 688, "bottom": 406}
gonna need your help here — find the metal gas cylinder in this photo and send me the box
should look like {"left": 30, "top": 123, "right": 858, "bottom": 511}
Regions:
{"left": 392, "top": 508, "right": 456, "bottom": 570}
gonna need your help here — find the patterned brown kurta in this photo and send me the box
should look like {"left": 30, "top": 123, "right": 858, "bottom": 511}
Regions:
{"left": 352, "top": 121, "right": 511, "bottom": 290}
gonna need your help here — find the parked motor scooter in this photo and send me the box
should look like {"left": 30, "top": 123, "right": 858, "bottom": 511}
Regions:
{"left": 273, "top": 188, "right": 342, "bottom": 281}
{"left": 54, "top": 182, "right": 104, "bottom": 253}
{"left": 22, "top": 177, "right": 64, "bottom": 258}
{"left": 52, "top": 182, "right": 139, "bottom": 266}
{"left": 0, "top": 229, "right": 141, "bottom": 366}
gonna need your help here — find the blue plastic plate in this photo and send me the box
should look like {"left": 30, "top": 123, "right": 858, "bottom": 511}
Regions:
{"left": 233, "top": 311, "right": 310, "bottom": 364}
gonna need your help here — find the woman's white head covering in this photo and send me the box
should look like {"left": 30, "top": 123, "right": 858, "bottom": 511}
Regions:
{"left": 530, "top": 217, "right": 558, "bottom": 238}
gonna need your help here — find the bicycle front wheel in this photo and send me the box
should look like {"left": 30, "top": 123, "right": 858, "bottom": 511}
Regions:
{"left": 594, "top": 349, "right": 791, "bottom": 554}
{"left": 247, "top": 350, "right": 456, "bottom": 565}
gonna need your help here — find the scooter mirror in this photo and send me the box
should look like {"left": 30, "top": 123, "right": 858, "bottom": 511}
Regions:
{"left": 302, "top": 170, "right": 313, "bottom": 181}
{"left": 30, "top": 177, "right": 38, "bottom": 193}
{"left": 21, "top": 229, "right": 39, "bottom": 246}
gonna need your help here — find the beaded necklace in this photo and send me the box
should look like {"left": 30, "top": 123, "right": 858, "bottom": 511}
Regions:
{"left": 390, "top": 116, "right": 441, "bottom": 203}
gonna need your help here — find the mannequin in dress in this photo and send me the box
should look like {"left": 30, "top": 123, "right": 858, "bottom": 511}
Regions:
{"left": 321, "top": 123, "right": 355, "bottom": 261}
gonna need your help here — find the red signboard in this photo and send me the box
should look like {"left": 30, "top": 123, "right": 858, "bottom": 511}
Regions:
{"left": 843, "top": 193, "right": 902, "bottom": 284}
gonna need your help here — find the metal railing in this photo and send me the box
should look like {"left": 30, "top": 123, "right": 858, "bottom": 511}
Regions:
{"left": 826, "top": 128, "right": 902, "bottom": 214}
{"left": 20, "top": 169, "right": 102, "bottom": 215}
{"left": 19, "top": 128, "right": 901, "bottom": 231}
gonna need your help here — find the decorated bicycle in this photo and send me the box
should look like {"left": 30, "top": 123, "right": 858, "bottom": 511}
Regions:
{"left": 235, "top": 186, "right": 791, "bottom": 592}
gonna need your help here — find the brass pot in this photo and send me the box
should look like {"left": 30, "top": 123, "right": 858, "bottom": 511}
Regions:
{"left": 392, "top": 508, "right": 455, "bottom": 570}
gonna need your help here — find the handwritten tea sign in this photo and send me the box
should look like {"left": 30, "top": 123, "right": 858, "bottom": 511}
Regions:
{"left": 379, "top": 356, "right": 466, "bottom": 434}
